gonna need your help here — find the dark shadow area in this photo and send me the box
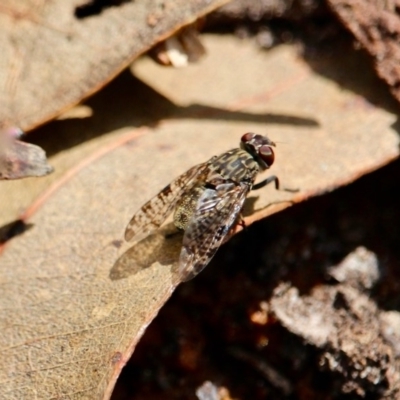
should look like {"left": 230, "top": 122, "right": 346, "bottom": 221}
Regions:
{"left": 27, "top": 70, "right": 319, "bottom": 157}
{"left": 0, "top": 219, "right": 33, "bottom": 244}
{"left": 27, "top": 32, "right": 400, "bottom": 162}
{"left": 74, "top": 0, "right": 131, "bottom": 19}
{"left": 113, "top": 157, "right": 400, "bottom": 400}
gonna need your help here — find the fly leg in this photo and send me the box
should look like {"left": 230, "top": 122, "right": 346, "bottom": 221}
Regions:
{"left": 252, "top": 175, "right": 280, "bottom": 191}
{"left": 252, "top": 175, "right": 298, "bottom": 192}
{"left": 222, "top": 214, "right": 247, "bottom": 245}
{"left": 238, "top": 214, "right": 247, "bottom": 229}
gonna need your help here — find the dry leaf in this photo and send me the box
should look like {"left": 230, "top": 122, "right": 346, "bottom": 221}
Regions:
{"left": 0, "top": 35, "right": 399, "bottom": 399}
{"left": 0, "top": 0, "right": 229, "bottom": 131}
{"left": 209, "top": 0, "right": 323, "bottom": 22}
{"left": 327, "top": 0, "right": 400, "bottom": 104}
{"left": 150, "top": 22, "right": 206, "bottom": 67}
{"left": 0, "top": 127, "right": 53, "bottom": 179}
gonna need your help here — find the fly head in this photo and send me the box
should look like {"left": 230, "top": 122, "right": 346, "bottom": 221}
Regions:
{"left": 240, "top": 132, "right": 275, "bottom": 171}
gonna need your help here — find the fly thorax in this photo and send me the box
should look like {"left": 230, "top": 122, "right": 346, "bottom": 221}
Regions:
{"left": 210, "top": 148, "right": 259, "bottom": 183}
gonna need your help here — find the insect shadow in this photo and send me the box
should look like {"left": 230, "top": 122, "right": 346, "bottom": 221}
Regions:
{"left": 241, "top": 196, "right": 260, "bottom": 218}
{"left": 109, "top": 222, "right": 183, "bottom": 281}
{"left": 241, "top": 194, "right": 297, "bottom": 219}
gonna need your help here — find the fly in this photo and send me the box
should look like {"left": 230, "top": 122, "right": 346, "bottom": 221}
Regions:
{"left": 125, "top": 133, "right": 280, "bottom": 281}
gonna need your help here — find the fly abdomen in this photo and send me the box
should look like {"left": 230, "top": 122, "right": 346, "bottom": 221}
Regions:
{"left": 174, "top": 186, "right": 204, "bottom": 230}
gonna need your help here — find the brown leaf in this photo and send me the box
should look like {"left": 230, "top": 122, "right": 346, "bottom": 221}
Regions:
{"left": 0, "top": 35, "right": 399, "bottom": 399}
{"left": 327, "top": 0, "right": 400, "bottom": 104}
{"left": 209, "top": 0, "right": 323, "bottom": 23}
{"left": 149, "top": 22, "right": 207, "bottom": 67}
{"left": 0, "top": 127, "right": 53, "bottom": 179}
{"left": 0, "top": 0, "right": 229, "bottom": 131}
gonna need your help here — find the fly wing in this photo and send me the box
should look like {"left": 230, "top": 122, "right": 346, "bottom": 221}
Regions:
{"left": 178, "top": 181, "right": 250, "bottom": 281}
{"left": 125, "top": 163, "right": 209, "bottom": 242}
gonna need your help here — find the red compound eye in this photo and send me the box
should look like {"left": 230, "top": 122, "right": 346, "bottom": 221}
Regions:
{"left": 241, "top": 132, "right": 255, "bottom": 143}
{"left": 259, "top": 145, "right": 275, "bottom": 166}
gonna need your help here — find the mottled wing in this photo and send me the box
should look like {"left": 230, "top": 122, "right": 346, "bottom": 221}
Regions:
{"left": 178, "top": 181, "right": 250, "bottom": 281}
{"left": 125, "top": 163, "right": 208, "bottom": 242}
